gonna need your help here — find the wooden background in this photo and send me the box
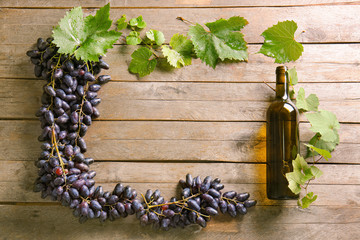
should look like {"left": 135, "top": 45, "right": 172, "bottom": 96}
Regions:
{"left": 0, "top": 0, "right": 359, "bottom": 239}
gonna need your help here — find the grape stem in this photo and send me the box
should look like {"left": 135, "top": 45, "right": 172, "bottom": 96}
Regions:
{"left": 51, "top": 128, "right": 67, "bottom": 184}
{"left": 176, "top": 17, "right": 195, "bottom": 25}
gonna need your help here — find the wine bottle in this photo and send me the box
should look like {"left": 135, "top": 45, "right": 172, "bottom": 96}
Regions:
{"left": 266, "top": 66, "right": 299, "bottom": 200}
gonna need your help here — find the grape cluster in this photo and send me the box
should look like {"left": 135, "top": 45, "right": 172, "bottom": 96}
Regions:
{"left": 135, "top": 174, "right": 257, "bottom": 230}
{"left": 28, "top": 37, "right": 256, "bottom": 229}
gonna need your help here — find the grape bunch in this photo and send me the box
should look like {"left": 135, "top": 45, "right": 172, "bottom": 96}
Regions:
{"left": 28, "top": 37, "right": 256, "bottom": 229}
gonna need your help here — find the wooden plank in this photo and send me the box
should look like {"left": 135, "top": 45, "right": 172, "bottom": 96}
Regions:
{"left": 1, "top": 0, "right": 359, "bottom": 8}
{"left": 1, "top": 6, "right": 360, "bottom": 44}
{"left": 0, "top": 79, "right": 358, "bottom": 122}
{"left": 0, "top": 205, "right": 358, "bottom": 240}
{"left": 1, "top": 182, "right": 359, "bottom": 206}
{"left": 3, "top": 44, "right": 360, "bottom": 82}
{"left": 1, "top": 161, "right": 359, "bottom": 185}
{"left": 0, "top": 120, "right": 358, "bottom": 162}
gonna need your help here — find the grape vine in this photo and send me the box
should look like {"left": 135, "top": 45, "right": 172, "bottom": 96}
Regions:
{"left": 28, "top": 4, "right": 257, "bottom": 229}
{"left": 28, "top": 6, "right": 340, "bottom": 234}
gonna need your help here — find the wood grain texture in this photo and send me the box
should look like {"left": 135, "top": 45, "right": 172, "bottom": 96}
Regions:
{"left": 0, "top": 80, "right": 359, "bottom": 122}
{"left": 0, "top": 120, "right": 358, "bottom": 163}
{"left": 1, "top": 6, "right": 360, "bottom": 44}
{"left": 3, "top": 44, "right": 360, "bottom": 82}
{"left": 0, "top": 205, "right": 358, "bottom": 240}
{"left": 2, "top": 161, "right": 359, "bottom": 185}
{"left": 2, "top": 182, "right": 359, "bottom": 206}
{"left": 1, "top": 0, "right": 359, "bottom": 8}
{"left": 0, "top": 2, "right": 359, "bottom": 239}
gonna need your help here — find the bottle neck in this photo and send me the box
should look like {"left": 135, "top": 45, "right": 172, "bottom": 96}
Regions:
{"left": 275, "top": 66, "right": 289, "bottom": 100}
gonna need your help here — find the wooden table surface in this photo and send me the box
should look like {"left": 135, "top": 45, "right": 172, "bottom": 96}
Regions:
{"left": 0, "top": 0, "right": 359, "bottom": 239}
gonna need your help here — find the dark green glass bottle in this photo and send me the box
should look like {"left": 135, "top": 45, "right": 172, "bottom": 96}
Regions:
{"left": 266, "top": 66, "right": 299, "bottom": 200}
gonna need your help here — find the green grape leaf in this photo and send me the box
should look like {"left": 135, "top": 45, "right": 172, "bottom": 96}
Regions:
{"left": 117, "top": 15, "right": 127, "bottom": 30}
{"left": 129, "top": 16, "right": 146, "bottom": 29}
{"left": 126, "top": 31, "right": 142, "bottom": 45}
{"left": 52, "top": 7, "right": 85, "bottom": 55}
{"left": 128, "top": 47, "right": 157, "bottom": 77}
{"left": 296, "top": 87, "right": 319, "bottom": 112}
{"left": 52, "top": 4, "right": 121, "bottom": 62}
{"left": 286, "top": 154, "right": 314, "bottom": 194}
{"left": 298, "top": 192, "right": 317, "bottom": 209}
{"left": 146, "top": 30, "right": 165, "bottom": 45}
{"left": 259, "top": 20, "right": 304, "bottom": 63}
{"left": 306, "top": 133, "right": 337, "bottom": 158}
{"left": 309, "top": 166, "right": 323, "bottom": 178}
{"left": 304, "top": 143, "right": 332, "bottom": 161}
{"left": 305, "top": 110, "right": 340, "bottom": 143}
{"left": 287, "top": 67, "right": 298, "bottom": 86}
{"left": 162, "top": 34, "right": 193, "bottom": 68}
{"left": 188, "top": 16, "right": 248, "bottom": 69}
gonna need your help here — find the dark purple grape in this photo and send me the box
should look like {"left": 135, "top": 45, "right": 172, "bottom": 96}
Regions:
{"left": 219, "top": 200, "right": 227, "bottom": 213}
{"left": 84, "top": 158, "right": 94, "bottom": 165}
{"left": 83, "top": 101, "right": 93, "bottom": 115}
{"left": 79, "top": 124, "right": 88, "bottom": 137}
{"left": 236, "top": 203, "right": 247, "bottom": 215}
{"left": 90, "top": 98, "right": 101, "bottom": 106}
{"left": 98, "top": 75, "right": 111, "bottom": 84}
{"left": 70, "top": 111, "right": 79, "bottom": 124}
{"left": 152, "top": 189, "right": 160, "bottom": 201}
{"left": 223, "top": 191, "right": 237, "bottom": 199}
{"left": 186, "top": 173, "right": 193, "bottom": 187}
{"left": 69, "top": 188, "right": 80, "bottom": 199}
{"left": 132, "top": 200, "right": 144, "bottom": 212}
{"left": 37, "top": 38, "right": 48, "bottom": 51}
{"left": 65, "top": 61, "right": 74, "bottom": 72}
{"left": 76, "top": 85, "right": 84, "bottom": 96}
{"left": 115, "top": 202, "right": 125, "bottom": 213}
{"left": 208, "top": 188, "right": 221, "bottom": 198}
{"left": 83, "top": 115, "right": 92, "bottom": 126}
{"left": 56, "top": 89, "right": 66, "bottom": 99}
{"left": 125, "top": 203, "right": 134, "bottom": 215}
{"left": 92, "top": 107, "right": 100, "bottom": 118}
{"left": 80, "top": 185, "right": 90, "bottom": 198}
{"left": 161, "top": 218, "right": 170, "bottom": 231}
{"left": 243, "top": 199, "right": 257, "bottom": 208}
{"left": 205, "top": 207, "right": 218, "bottom": 216}
{"left": 194, "top": 176, "right": 202, "bottom": 188}
{"left": 163, "top": 209, "right": 175, "bottom": 218}
{"left": 99, "top": 211, "right": 107, "bottom": 222}
{"left": 44, "top": 111, "right": 54, "bottom": 124}
{"left": 84, "top": 72, "right": 95, "bottom": 82}
{"left": 237, "top": 192, "right": 250, "bottom": 202}
{"left": 99, "top": 59, "right": 109, "bottom": 69}
{"left": 77, "top": 138, "right": 87, "bottom": 152}
{"left": 148, "top": 212, "right": 159, "bottom": 223}
{"left": 72, "top": 179, "right": 86, "bottom": 190}
{"left": 53, "top": 68, "right": 63, "bottom": 79}
{"left": 63, "top": 74, "right": 74, "bottom": 87}
{"left": 187, "top": 199, "right": 200, "bottom": 211}
{"left": 213, "top": 183, "right": 224, "bottom": 191}
{"left": 93, "top": 186, "right": 103, "bottom": 199}
{"left": 30, "top": 57, "right": 41, "bottom": 65}
{"left": 196, "top": 216, "right": 206, "bottom": 228}
{"left": 89, "top": 84, "right": 101, "bottom": 92}
{"left": 86, "top": 91, "right": 97, "bottom": 100}
{"left": 227, "top": 203, "right": 236, "bottom": 217}
{"left": 123, "top": 186, "right": 133, "bottom": 199}
{"left": 107, "top": 195, "right": 119, "bottom": 205}
{"left": 140, "top": 213, "right": 149, "bottom": 226}
{"left": 182, "top": 188, "right": 191, "bottom": 198}
{"left": 26, "top": 50, "right": 40, "bottom": 58}
{"left": 34, "top": 65, "right": 43, "bottom": 77}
